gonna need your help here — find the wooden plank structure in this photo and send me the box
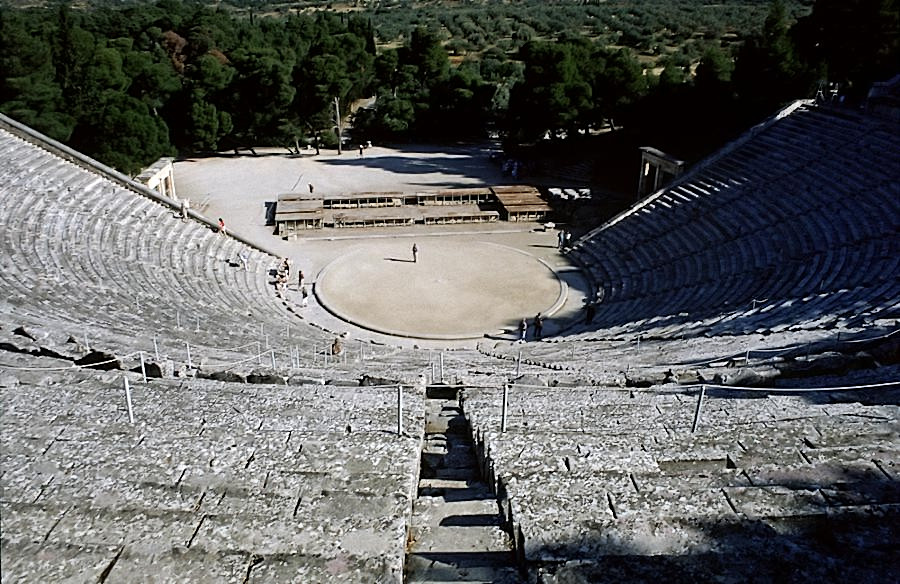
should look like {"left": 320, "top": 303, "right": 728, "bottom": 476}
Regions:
{"left": 273, "top": 184, "right": 548, "bottom": 234}
{"left": 491, "top": 185, "right": 552, "bottom": 222}
{"left": 275, "top": 193, "right": 323, "bottom": 235}
{"left": 326, "top": 206, "right": 418, "bottom": 228}
{"left": 322, "top": 192, "right": 408, "bottom": 209}
{"left": 421, "top": 206, "right": 499, "bottom": 224}
{"left": 418, "top": 187, "right": 494, "bottom": 206}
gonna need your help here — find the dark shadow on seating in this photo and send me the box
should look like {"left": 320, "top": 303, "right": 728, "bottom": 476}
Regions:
{"left": 408, "top": 550, "right": 517, "bottom": 571}
{"left": 439, "top": 513, "right": 500, "bottom": 527}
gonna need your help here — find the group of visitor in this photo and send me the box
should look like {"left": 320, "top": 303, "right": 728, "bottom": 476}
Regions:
{"left": 518, "top": 312, "right": 545, "bottom": 342}
{"left": 274, "top": 257, "right": 309, "bottom": 307}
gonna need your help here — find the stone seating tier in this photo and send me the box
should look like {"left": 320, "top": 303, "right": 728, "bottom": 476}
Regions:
{"left": 568, "top": 104, "right": 899, "bottom": 341}
{"left": 0, "top": 368, "right": 424, "bottom": 584}
{"left": 0, "top": 124, "right": 345, "bottom": 371}
{"left": 461, "top": 384, "right": 900, "bottom": 582}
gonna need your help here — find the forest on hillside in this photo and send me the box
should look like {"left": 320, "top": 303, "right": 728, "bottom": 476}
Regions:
{"left": 1, "top": 0, "right": 897, "bottom": 177}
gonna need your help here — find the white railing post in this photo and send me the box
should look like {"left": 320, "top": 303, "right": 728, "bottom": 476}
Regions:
{"left": 257, "top": 341, "right": 262, "bottom": 365}
{"left": 691, "top": 385, "right": 706, "bottom": 433}
{"left": 439, "top": 353, "right": 444, "bottom": 383}
{"left": 140, "top": 351, "right": 147, "bottom": 383}
{"left": 124, "top": 376, "right": 135, "bottom": 425}
{"left": 397, "top": 385, "right": 403, "bottom": 436}
{"left": 153, "top": 336, "right": 160, "bottom": 361}
{"left": 501, "top": 383, "right": 509, "bottom": 433}
{"left": 271, "top": 349, "right": 276, "bottom": 369}
{"left": 195, "top": 316, "right": 200, "bottom": 332}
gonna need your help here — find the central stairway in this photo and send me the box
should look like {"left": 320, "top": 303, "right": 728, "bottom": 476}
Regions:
{"left": 405, "top": 389, "right": 521, "bottom": 583}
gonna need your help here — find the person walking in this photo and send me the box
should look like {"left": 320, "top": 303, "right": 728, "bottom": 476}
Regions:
{"left": 412, "top": 243, "right": 418, "bottom": 263}
{"left": 218, "top": 217, "right": 226, "bottom": 235}
{"left": 534, "top": 312, "right": 544, "bottom": 340}
{"left": 297, "top": 269, "right": 304, "bottom": 290}
{"left": 557, "top": 230, "right": 565, "bottom": 250}
{"left": 585, "top": 302, "right": 596, "bottom": 324}
{"left": 180, "top": 198, "right": 190, "bottom": 222}
{"left": 519, "top": 318, "right": 528, "bottom": 342}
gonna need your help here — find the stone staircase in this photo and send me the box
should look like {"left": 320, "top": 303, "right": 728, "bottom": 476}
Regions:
{"left": 405, "top": 388, "right": 521, "bottom": 583}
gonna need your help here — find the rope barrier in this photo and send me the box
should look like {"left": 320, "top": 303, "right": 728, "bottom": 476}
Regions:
{"left": 220, "top": 341, "right": 262, "bottom": 352}
{"left": 460, "top": 378, "right": 900, "bottom": 393}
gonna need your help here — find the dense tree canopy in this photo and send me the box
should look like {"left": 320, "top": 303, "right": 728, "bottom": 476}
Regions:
{"left": 0, "top": 0, "right": 896, "bottom": 175}
{"left": 0, "top": 2, "right": 379, "bottom": 172}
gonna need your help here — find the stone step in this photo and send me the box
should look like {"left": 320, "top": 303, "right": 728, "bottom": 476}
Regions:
{"left": 412, "top": 497, "right": 502, "bottom": 525}
{"left": 407, "top": 397, "right": 519, "bottom": 583}
{"left": 431, "top": 467, "right": 478, "bottom": 481}
{"left": 418, "top": 479, "right": 495, "bottom": 500}
{"left": 406, "top": 553, "right": 521, "bottom": 583}
{"left": 419, "top": 478, "right": 471, "bottom": 491}
{"left": 409, "top": 524, "right": 511, "bottom": 550}
{"left": 425, "top": 410, "right": 468, "bottom": 434}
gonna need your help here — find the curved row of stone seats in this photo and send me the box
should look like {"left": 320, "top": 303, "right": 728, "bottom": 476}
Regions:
{"left": 462, "top": 383, "right": 900, "bottom": 582}
{"left": 0, "top": 119, "right": 342, "bottom": 370}
{"left": 485, "top": 308, "right": 899, "bottom": 385}
{"left": 568, "top": 102, "right": 900, "bottom": 342}
{"left": 0, "top": 364, "right": 424, "bottom": 583}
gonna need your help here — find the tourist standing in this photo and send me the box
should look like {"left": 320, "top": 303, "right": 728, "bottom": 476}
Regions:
{"left": 534, "top": 312, "right": 544, "bottom": 340}
{"left": 519, "top": 318, "right": 528, "bottom": 342}
{"left": 218, "top": 217, "right": 226, "bottom": 235}
{"left": 412, "top": 243, "right": 418, "bottom": 263}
